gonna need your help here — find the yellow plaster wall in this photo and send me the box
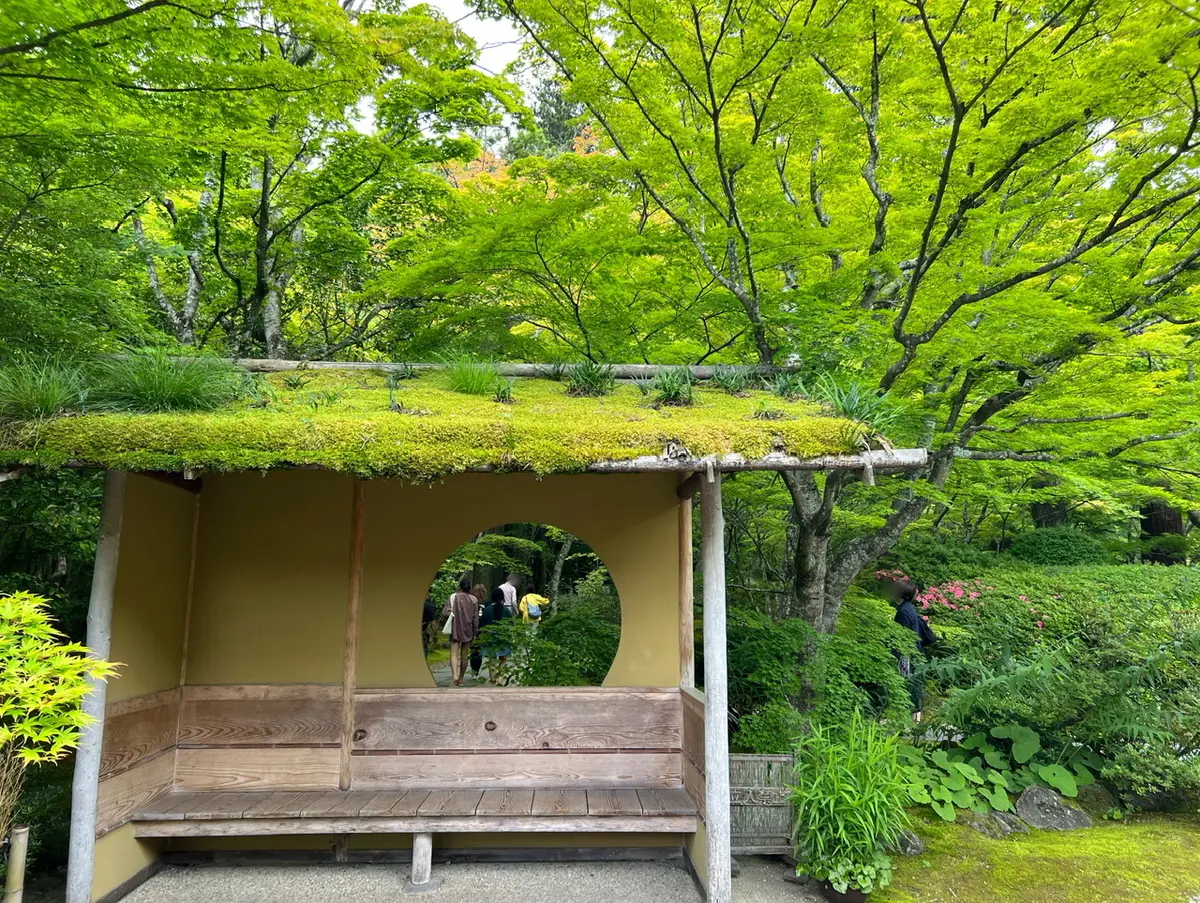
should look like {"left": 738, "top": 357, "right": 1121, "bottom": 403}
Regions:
{"left": 182, "top": 471, "right": 678, "bottom": 688}
{"left": 184, "top": 470, "right": 353, "bottom": 685}
{"left": 92, "top": 825, "right": 161, "bottom": 901}
{"left": 108, "top": 475, "right": 195, "bottom": 703}
{"left": 357, "top": 472, "right": 681, "bottom": 689}
{"left": 684, "top": 823, "right": 709, "bottom": 894}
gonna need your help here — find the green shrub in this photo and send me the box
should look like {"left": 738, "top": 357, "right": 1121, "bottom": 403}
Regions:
{"left": 884, "top": 533, "right": 1016, "bottom": 585}
{"left": 652, "top": 368, "right": 693, "bottom": 406}
{"left": 90, "top": 351, "right": 244, "bottom": 412}
{"left": 791, "top": 710, "right": 908, "bottom": 894}
{"left": 0, "top": 361, "right": 86, "bottom": 420}
{"left": 537, "top": 602, "right": 620, "bottom": 685}
{"left": 1101, "top": 742, "right": 1200, "bottom": 808}
{"left": 917, "top": 566, "right": 1200, "bottom": 807}
{"left": 725, "top": 595, "right": 912, "bottom": 752}
{"left": 1010, "top": 528, "right": 1111, "bottom": 566}
{"left": 443, "top": 356, "right": 502, "bottom": 396}
{"left": 732, "top": 701, "right": 805, "bottom": 754}
{"left": 566, "top": 360, "right": 615, "bottom": 397}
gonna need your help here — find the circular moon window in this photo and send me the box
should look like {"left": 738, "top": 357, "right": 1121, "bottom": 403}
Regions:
{"left": 422, "top": 523, "right": 621, "bottom": 688}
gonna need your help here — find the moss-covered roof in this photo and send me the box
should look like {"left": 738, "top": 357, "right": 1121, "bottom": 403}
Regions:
{"left": 0, "top": 371, "right": 868, "bottom": 480}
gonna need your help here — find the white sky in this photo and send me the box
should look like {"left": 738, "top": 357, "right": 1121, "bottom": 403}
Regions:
{"left": 428, "top": 1, "right": 525, "bottom": 76}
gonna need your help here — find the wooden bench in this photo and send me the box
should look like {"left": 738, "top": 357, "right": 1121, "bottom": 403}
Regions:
{"left": 134, "top": 787, "right": 697, "bottom": 891}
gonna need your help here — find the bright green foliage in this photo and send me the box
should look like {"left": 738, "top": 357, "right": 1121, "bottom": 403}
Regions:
{"left": 89, "top": 353, "right": 246, "bottom": 413}
{"left": 486, "top": 0, "right": 1200, "bottom": 627}
{"left": 791, "top": 710, "right": 909, "bottom": 894}
{"left": 0, "top": 363, "right": 86, "bottom": 421}
{"left": 901, "top": 726, "right": 1102, "bottom": 822}
{"left": 883, "top": 812, "right": 1200, "bottom": 903}
{"left": 712, "top": 367, "right": 753, "bottom": 396}
{"left": 652, "top": 368, "right": 693, "bottom": 407}
{"left": 916, "top": 568, "right": 1200, "bottom": 806}
{"left": 566, "top": 361, "right": 615, "bottom": 397}
{"left": 1009, "top": 529, "right": 1111, "bottom": 567}
{"left": 728, "top": 595, "right": 913, "bottom": 753}
{"left": 0, "top": 591, "right": 116, "bottom": 845}
{"left": 0, "top": 371, "right": 857, "bottom": 479}
{"left": 444, "top": 357, "right": 504, "bottom": 396}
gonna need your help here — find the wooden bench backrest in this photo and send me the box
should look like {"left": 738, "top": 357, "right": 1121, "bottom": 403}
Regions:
{"left": 169, "top": 685, "right": 683, "bottom": 793}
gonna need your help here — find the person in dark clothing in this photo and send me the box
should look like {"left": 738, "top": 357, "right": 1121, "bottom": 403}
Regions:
{"left": 479, "top": 587, "right": 513, "bottom": 685}
{"left": 421, "top": 595, "right": 437, "bottom": 655}
{"left": 888, "top": 578, "right": 938, "bottom": 722}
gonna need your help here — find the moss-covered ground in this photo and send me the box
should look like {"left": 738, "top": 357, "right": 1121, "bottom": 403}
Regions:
{"left": 881, "top": 813, "right": 1200, "bottom": 903}
{"left": 0, "top": 371, "right": 860, "bottom": 479}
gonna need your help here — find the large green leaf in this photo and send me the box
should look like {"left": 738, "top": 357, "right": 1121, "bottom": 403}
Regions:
{"left": 1037, "top": 764, "right": 1079, "bottom": 798}
{"left": 992, "top": 725, "right": 1042, "bottom": 764}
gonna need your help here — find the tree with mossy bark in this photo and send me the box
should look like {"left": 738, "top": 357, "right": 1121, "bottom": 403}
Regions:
{"left": 484, "top": 0, "right": 1200, "bottom": 630}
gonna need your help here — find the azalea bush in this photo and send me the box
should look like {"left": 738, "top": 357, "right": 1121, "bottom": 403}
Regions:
{"left": 1, "top": 591, "right": 116, "bottom": 854}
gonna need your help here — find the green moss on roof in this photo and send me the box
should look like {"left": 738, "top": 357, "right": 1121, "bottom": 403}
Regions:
{"left": 0, "top": 371, "right": 862, "bottom": 480}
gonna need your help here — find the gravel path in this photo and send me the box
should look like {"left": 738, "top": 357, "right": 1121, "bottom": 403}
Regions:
{"left": 109, "top": 857, "right": 820, "bottom": 903}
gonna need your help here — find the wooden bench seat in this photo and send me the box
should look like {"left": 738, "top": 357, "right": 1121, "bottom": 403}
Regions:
{"left": 133, "top": 788, "right": 698, "bottom": 838}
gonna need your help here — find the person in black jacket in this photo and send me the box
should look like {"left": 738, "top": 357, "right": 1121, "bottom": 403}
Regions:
{"left": 889, "top": 578, "right": 938, "bottom": 722}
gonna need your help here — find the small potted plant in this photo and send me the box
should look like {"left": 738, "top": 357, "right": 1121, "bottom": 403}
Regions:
{"left": 790, "top": 710, "right": 909, "bottom": 901}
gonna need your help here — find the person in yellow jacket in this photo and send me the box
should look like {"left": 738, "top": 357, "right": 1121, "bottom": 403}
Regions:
{"left": 518, "top": 592, "right": 549, "bottom": 624}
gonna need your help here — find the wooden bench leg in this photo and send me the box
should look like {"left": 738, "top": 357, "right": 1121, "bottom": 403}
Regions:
{"left": 404, "top": 832, "right": 442, "bottom": 894}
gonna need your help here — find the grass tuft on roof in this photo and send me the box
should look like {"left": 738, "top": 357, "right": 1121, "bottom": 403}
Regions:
{"left": 0, "top": 370, "right": 864, "bottom": 480}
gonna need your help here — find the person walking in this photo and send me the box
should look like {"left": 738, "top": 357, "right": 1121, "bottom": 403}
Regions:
{"left": 889, "top": 577, "right": 938, "bottom": 722}
{"left": 480, "top": 586, "right": 513, "bottom": 684}
{"left": 518, "top": 591, "right": 549, "bottom": 624}
{"left": 499, "top": 573, "right": 520, "bottom": 615}
{"left": 421, "top": 594, "right": 437, "bottom": 655}
{"left": 469, "top": 583, "right": 488, "bottom": 678}
{"left": 443, "top": 577, "right": 480, "bottom": 687}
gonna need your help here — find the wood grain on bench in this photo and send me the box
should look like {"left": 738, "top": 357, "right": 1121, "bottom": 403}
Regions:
{"left": 132, "top": 788, "right": 697, "bottom": 837}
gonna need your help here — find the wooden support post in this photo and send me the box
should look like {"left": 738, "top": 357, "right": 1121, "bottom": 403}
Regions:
{"left": 5, "top": 825, "right": 29, "bottom": 903}
{"left": 178, "top": 494, "right": 202, "bottom": 687}
{"left": 67, "top": 470, "right": 126, "bottom": 903}
{"left": 700, "top": 473, "right": 732, "bottom": 903}
{"left": 339, "top": 478, "right": 366, "bottom": 791}
{"left": 404, "top": 832, "right": 442, "bottom": 893}
{"left": 678, "top": 493, "right": 695, "bottom": 688}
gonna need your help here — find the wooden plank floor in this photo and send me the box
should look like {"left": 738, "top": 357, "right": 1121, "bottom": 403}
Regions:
{"left": 136, "top": 788, "right": 694, "bottom": 822}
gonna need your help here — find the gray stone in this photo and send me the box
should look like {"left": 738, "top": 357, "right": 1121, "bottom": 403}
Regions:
{"left": 1016, "top": 786, "right": 1093, "bottom": 831}
{"left": 1074, "top": 783, "right": 1116, "bottom": 817}
{"left": 731, "top": 857, "right": 741, "bottom": 878}
{"left": 894, "top": 829, "right": 926, "bottom": 855}
{"left": 961, "top": 811, "right": 1028, "bottom": 839}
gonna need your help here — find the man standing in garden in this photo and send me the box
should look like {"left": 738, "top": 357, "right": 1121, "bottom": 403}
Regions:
{"left": 499, "top": 573, "right": 520, "bottom": 615}
{"left": 889, "top": 578, "right": 937, "bottom": 722}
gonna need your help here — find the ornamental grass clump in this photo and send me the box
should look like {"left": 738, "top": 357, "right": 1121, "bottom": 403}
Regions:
{"left": 813, "top": 375, "right": 903, "bottom": 433}
{"left": 566, "top": 360, "right": 615, "bottom": 397}
{"left": 791, "top": 710, "right": 909, "bottom": 897}
{"left": 652, "top": 368, "right": 693, "bottom": 406}
{"left": 0, "top": 361, "right": 87, "bottom": 421}
{"left": 90, "top": 351, "right": 244, "bottom": 413}
{"left": 444, "top": 356, "right": 503, "bottom": 396}
{"left": 712, "top": 365, "right": 753, "bottom": 396}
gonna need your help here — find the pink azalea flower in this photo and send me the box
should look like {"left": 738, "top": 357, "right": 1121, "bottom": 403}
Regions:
{"left": 1037, "top": 620, "right": 1045, "bottom": 629}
